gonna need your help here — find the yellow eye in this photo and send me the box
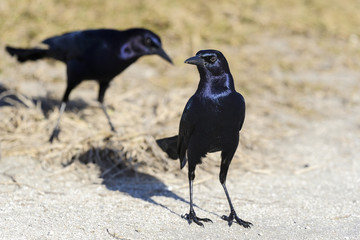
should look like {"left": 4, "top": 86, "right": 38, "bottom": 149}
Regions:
{"left": 210, "top": 56, "right": 217, "bottom": 63}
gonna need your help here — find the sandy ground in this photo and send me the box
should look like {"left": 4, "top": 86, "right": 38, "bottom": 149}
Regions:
{"left": 1, "top": 34, "right": 360, "bottom": 239}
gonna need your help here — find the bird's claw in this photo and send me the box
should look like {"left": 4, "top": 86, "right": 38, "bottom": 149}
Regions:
{"left": 110, "top": 126, "right": 116, "bottom": 133}
{"left": 49, "top": 127, "right": 61, "bottom": 143}
{"left": 222, "top": 213, "right": 252, "bottom": 228}
{"left": 182, "top": 212, "right": 212, "bottom": 227}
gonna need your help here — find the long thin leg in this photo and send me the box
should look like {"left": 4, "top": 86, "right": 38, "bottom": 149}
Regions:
{"left": 100, "top": 103, "right": 116, "bottom": 132}
{"left": 221, "top": 182, "right": 252, "bottom": 228}
{"left": 98, "top": 81, "right": 116, "bottom": 132}
{"left": 183, "top": 163, "right": 212, "bottom": 227}
{"left": 220, "top": 150, "right": 252, "bottom": 228}
{"left": 49, "top": 102, "right": 66, "bottom": 143}
{"left": 48, "top": 74, "right": 79, "bottom": 143}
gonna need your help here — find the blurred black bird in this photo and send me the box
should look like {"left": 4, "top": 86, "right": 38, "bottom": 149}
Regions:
{"left": 6, "top": 28, "right": 172, "bottom": 142}
{"left": 157, "top": 50, "right": 252, "bottom": 227}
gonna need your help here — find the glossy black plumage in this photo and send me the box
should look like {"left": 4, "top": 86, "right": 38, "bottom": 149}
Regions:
{"left": 6, "top": 28, "right": 172, "bottom": 142}
{"left": 157, "top": 50, "right": 251, "bottom": 227}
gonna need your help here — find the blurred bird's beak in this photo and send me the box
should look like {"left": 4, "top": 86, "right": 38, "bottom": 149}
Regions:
{"left": 156, "top": 48, "right": 173, "bottom": 64}
{"left": 184, "top": 55, "right": 203, "bottom": 66}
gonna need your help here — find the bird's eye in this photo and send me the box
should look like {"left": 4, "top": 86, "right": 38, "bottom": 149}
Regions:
{"left": 145, "top": 37, "right": 152, "bottom": 46}
{"left": 204, "top": 55, "right": 217, "bottom": 64}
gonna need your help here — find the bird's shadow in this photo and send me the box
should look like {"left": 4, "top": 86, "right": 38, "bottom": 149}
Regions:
{"left": 0, "top": 83, "right": 88, "bottom": 116}
{"left": 70, "top": 147, "right": 189, "bottom": 217}
{"left": 32, "top": 96, "right": 88, "bottom": 117}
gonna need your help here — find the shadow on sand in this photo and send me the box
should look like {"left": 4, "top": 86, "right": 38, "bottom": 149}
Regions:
{"left": 70, "top": 147, "right": 189, "bottom": 217}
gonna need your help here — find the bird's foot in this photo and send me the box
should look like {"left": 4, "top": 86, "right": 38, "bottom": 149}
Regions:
{"left": 222, "top": 212, "right": 252, "bottom": 228}
{"left": 182, "top": 211, "right": 212, "bottom": 227}
{"left": 49, "top": 127, "right": 61, "bottom": 143}
{"left": 108, "top": 122, "right": 116, "bottom": 133}
{"left": 110, "top": 126, "right": 117, "bottom": 133}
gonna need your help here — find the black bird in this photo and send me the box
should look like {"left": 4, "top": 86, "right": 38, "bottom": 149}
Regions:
{"left": 157, "top": 50, "right": 252, "bottom": 227}
{"left": 5, "top": 28, "right": 172, "bottom": 142}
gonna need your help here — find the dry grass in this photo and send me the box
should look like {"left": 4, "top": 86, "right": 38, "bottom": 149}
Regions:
{"left": 1, "top": 0, "right": 360, "bottom": 43}
{"left": 1, "top": 0, "right": 360, "bottom": 175}
{"left": 0, "top": 75, "right": 187, "bottom": 174}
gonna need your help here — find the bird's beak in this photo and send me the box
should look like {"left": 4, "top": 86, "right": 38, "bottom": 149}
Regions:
{"left": 156, "top": 47, "right": 173, "bottom": 64}
{"left": 184, "top": 55, "right": 203, "bottom": 66}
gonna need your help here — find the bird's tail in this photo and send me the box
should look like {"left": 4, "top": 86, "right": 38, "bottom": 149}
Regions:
{"left": 156, "top": 135, "right": 179, "bottom": 160}
{"left": 5, "top": 46, "right": 48, "bottom": 63}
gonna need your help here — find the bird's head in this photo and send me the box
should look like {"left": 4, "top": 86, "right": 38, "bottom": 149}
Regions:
{"left": 184, "top": 49, "right": 230, "bottom": 76}
{"left": 124, "top": 28, "right": 172, "bottom": 64}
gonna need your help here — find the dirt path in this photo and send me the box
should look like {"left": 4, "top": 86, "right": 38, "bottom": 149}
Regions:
{"left": 1, "top": 126, "right": 359, "bottom": 240}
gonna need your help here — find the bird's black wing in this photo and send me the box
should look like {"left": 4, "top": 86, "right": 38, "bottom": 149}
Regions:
{"left": 42, "top": 29, "right": 114, "bottom": 62}
{"left": 177, "top": 96, "right": 197, "bottom": 169}
{"left": 234, "top": 92, "right": 246, "bottom": 132}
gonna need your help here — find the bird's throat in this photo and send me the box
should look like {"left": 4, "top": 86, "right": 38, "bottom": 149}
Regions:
{"left": 198, "top": 74, "right": 234, "bottom": 99}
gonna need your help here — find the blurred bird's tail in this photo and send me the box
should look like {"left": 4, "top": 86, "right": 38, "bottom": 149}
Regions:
{"left": 156, "top": 135, "right": 179, "bottom": 160}
{"left": 5, "top": 46, "right": 48, "bottom": 63}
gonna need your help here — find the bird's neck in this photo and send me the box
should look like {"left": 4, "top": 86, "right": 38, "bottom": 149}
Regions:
{"left": 197, "top": 73, "right": 235, "bottom": 99}
{"left": 118, "top": 39, "right": 143, "bottom": 61}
